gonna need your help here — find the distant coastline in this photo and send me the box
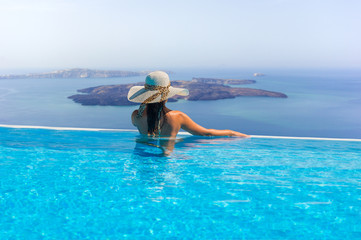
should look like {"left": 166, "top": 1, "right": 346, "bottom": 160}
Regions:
{"left": 0, "top": 68, "right": 288, "bottom": 105}
{"left": 69, "top": 77, "right": 287, "bottom": 106}
{"left": 0, "top": 68, "right": 152, "bottom": 79}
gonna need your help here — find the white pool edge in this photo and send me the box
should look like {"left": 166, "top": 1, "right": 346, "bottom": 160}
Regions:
{"left": 0, "top": 124, "right": 135, "bottom": 132}
{"left": 250, "top": 135, "right": 361, "bottom": 142}
{"left": 0, "top": 124, "right": 360, "bottom": 142}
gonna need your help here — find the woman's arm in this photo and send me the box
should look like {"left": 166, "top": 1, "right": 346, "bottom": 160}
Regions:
{"left": 179, "top": 112, "right": 249, "bottom": 137}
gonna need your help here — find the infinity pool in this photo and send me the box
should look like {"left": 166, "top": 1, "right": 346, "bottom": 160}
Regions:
{"left": 1, "top": 126, "right": 361, "bottom": 239}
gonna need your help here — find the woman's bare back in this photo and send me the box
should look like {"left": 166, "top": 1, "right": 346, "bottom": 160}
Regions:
{"left": 132, "top": 109, "right": 182, "bottom": 137}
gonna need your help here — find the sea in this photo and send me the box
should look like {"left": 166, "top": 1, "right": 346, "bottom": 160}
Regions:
{"left": 0, "top": 68, "right": 360, "bottom": 139}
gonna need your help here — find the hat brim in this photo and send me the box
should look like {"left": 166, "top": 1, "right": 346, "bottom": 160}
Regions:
{"left": 127, "top": 86, "right": 189, "bottom": 103}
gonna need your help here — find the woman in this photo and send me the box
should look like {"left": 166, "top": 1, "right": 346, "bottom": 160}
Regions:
{"left": 128, "top": 71, "right": 249, "bottom": 138}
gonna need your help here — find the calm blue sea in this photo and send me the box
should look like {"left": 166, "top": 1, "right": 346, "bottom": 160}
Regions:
{"left": 0, "top": 68, "right": 360, "bottom": 138}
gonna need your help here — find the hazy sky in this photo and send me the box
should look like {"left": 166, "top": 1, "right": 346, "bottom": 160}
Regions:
{"left": 0, "top": 0, "right": 360, "bottom": 71}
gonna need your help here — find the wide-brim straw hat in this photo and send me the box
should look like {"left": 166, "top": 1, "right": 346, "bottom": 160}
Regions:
{"left": 127, "top": 71, "right": 189, "bottom": 103}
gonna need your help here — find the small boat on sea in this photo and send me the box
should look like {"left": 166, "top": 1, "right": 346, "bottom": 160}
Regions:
{"left": 253, "top": 73, "right": 265, "bottom": 77}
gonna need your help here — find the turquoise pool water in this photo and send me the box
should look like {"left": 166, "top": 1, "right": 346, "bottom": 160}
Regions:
{"left": 1, "top": 126, "right": 361, "bottom": 239}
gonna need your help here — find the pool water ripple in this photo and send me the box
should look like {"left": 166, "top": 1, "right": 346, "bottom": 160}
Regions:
{"left": 0, "top": 127, "right": 361, "bottom": 239}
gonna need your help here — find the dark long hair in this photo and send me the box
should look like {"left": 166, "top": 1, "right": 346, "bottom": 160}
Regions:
{"left": 147, "top": 101, "right": 167, "bottom": 135}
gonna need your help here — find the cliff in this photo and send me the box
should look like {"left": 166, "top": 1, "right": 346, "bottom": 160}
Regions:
{"left": 68, "top": 78, "right": 287, "bottom": 106}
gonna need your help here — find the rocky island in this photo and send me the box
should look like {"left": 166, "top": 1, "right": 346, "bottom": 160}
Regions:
{"left": 68, "top": 77, "right": 287, "bottom": 106}
{"left": 0, "top": 68, "right": 150, "bottom": 79}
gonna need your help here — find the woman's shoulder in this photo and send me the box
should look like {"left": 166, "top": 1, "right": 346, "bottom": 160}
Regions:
{"left": 166, "top": 110, "right": 187, "bottom": 119}
{"left": 132, "top": 109, "right": 139, "bottom": 116}
{"left": 165, "top": 111, "right": 193, "bottom": 127}
{"left": 131, "top": 109, "right": 141, "bottom": 126}
{"left": 131, "top": 109, "right": 139, "bottom": 120}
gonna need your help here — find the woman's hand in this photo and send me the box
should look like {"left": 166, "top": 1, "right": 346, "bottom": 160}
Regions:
{"left": 229, "top": 130, "right": 250, "bottom": 138}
